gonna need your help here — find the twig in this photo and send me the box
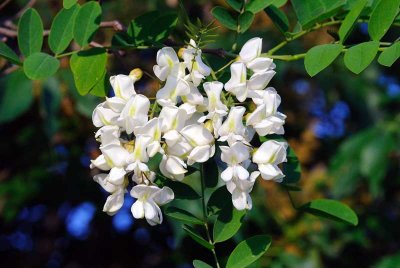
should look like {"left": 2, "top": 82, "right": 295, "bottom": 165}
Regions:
{"left": 0, "top": 0, "right": 12, "bottom": 11}
{"left": 100, "top": 20, "right": 125, "bottom": 31}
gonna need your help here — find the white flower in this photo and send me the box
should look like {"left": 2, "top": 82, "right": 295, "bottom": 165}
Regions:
{"left": 159, "top": 154, "right": 188, "bottom": 180}
{"left": 218, "top": 106, "right": 247, "bottom": 145}
{"left": 246, "top": 88, "right": 286, "bottom": 136}
{"left": 126, "top": 135, "right": 152, "bottom": 175}
{"left": 118, "top": 94, "right": 150, "bottom": 134}
{"left": 92, "top": 103, "right": 120, "bottom": 127}
{"left": 130, "top": 185, "right": 174, "bottom": 225}
{"left": 220, "top": 142, "right": 251, "bottom": 182}
{"left": 134, "top": 118, "right": 163, "bottom": 157}
{"left": 199, "top": 81, "right": 228, "bottom": 137}
{"left": 95, "top": 125, "right": 120, "bottom": 146}
{"left": 110, "top": 74, "right": 136, "bottom": 101}
{"left": 156, "top": 72, "right": 191, "bottom": 107}
{"left": 180, "top": 82, "right": 205, "bottom": 114}
{"left": 252, "top": 140, "right": 288, "bottom": 182}
{"left": 182, "top": 39, "right": 211, "bottom": 86}
{"left": 239, "top": 37, "right": 274, "bottom": 73}
{"left": 226, "top": 172, "right": 258, "bottom": 210}
{"left": 132, "top": 170, "right": 156, "bottom": 185}
{"left": 159, "top": 106, "right": 189, "bottom": 146}
{"left": 153, "top": 47, "right": 180, "bottom": 81}
{"left": 93, "top": 173, "right": 126, "bottom": 215}
{"left": 180, "top": 124, "right": 215, "bottom": 165}
{"left": 225, "top": 62, "right": 275, "bottom": 102}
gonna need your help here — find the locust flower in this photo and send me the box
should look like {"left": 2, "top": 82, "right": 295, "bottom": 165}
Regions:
{"left": 180, "top": 124, "right": 215, "bottom": 165}
{"left": 159, "top": 154, "right": 188, "bottom": 181}
{"left": 218, "top": 106, "right": 248, "bottom": 145}
{"left": 225, "top": 62, "right": 275, "bottom": 102}
{"left": 130, "top": 185, "right": 174, "bottom": 225}
{"left": 252, "top": 140, "right": 288, "bottom": 182}
{"left": 238, "top": 37, "right": 275, "bottom": 73}
{"left": 220, "top": 142, "right": 251, "bottom": 182}
{"left": 153, "top": 47, "right": 180, "bottom": 81}
{"left": 118, "top": 94, "right": 150, "bottom": 134}
{"left": 93, "top": 173, "right": 126, "bottom": 215}
{"left": 226, "top": 172, "right": 258, "bottom": 210}
{"left": 182, "top": 39, "right": 211, "bottom": 86}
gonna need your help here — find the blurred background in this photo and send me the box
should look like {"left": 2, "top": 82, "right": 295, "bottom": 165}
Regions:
{"left": 0, "top": 0, "right": 399, "bottom": 267}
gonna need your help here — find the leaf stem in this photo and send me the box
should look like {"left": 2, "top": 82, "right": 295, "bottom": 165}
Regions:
{"left": 200, "top": 163, "right": 221, "bottom": 268}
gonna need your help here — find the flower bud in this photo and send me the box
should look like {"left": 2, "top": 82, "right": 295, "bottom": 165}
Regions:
{"left": 129, "top": 68, "right": 143, "bottom": 81}
{"left": 178, "top": 48, "right": 185, "bottom": 59}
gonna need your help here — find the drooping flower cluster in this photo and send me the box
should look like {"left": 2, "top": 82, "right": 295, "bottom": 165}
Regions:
{"left": 90, "top": 37, "right": 287, "bottom": 225}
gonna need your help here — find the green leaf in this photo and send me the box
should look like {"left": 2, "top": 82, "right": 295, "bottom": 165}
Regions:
{"left": 246, "top": 0, "right": 274, "bottom": 13}
{"left": 148, "top": 13, "right": 178, "bottom": 43}
{"left": 0, "top": 42, "right": 21, "bottom": 65}
{"left": 165, "top": 206, "right": 203, "bottom": 225}
{"left": 378, "top": 42, "right": 400, "bottom": 67}
{"left": 283, "top": 146, "right": 301, "bottom": 184}
{"left": 70, "top": 48, "right": 107, "bottom": 95}
{"left": 89, "top": 71, "right": 109, "bottom": 97}
{"left": 183, "top": 225, "right": 214, "bottom": 249}
{"left": 18, "top": 8, "right": 43, "bottom": 57}
{"left": 204, "top": 159, "right": 219, "bottom": 188}
{"left": 300, "top": 199, "right": 358, "bottom": 225}
{"left": 208, "top": 186, "right": 231, "bottom": 215}
{"left": 304, "top": 44, "right": 343, "bottom": 76}
{"left": 193, "top": 260, "right": 213, "bottom": 268}
{"left": 338, "top": 0, "right": 368, "bottom": 42}
{"left": 238, "top": 11, "right": 254, "bottom": 33}
{"left": 164, "top": 180, "right": 200, "bottom": 200}
{"left": 291, "top": 0, "right": 346, "bottom": 28}
{"left": 73, "top": 1, "right": 102, "bottom": 47}
{"left": 226, "top": 235, "right": 272, "bottom": 268}
{"left": 344, "top": 41, "right": 379, "bottom": 74}
{"left": 227, "top": 0, "right": 242, "bottom": 12}
{"left": 368, "top": 0, "right": 400, "bottom": 41}
{"left": 63, "top": 0, "right": 77, "bottom": 9}
{"left": 23, "top": 52, "right": 60, "bottom": 80}
{"left": 264, "top": 5, "right": 289, "bottom": 34}
{"left": 49, "top": 5, "right": 79, "bottom": 54}
{"left": 0, "top": 71, "right": 33, "bottom": 123}
{"left": 213, "top": 202, "right": 246, "bottom": 243}
{"left": 211, "top": 6, "right": 237, "bottom": 31}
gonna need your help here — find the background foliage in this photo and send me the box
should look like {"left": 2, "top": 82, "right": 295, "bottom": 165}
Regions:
{"left": 0, "top": 0, "right": 399, "bottom": 267}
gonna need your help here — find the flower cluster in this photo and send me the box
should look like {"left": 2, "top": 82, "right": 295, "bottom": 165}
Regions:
{"left": 90, "top": 37, "right": 287, "bottom": 225}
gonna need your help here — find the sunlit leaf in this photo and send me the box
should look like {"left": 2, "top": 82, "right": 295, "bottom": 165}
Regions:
{"left": 344, "top": 41, "right": 379, "bottom": 74}
{"left": 63, "top": 0, "right": 77, "bottom": 9}
{"left": 49, "top": 5, "right": 79, "bottom": 54}
{"left": 18, "top": 8, "right": 43, "bottom": 57}
{"left": 70, "top": 48, "right": 107, "bottom": 95}
{"left": 305, "top": 44, "right": 343, "bottom": 76}
{"left": 73, "top": 1, "right": 102, "bottom": 47}
{"left": 368, "top": 0, "right": 400, "bottom": 41}
{"left": 226, "top": 235, "right": 272, "bottom": 268}
{"left": 23, "top": 52, "right": 60, "bottom": 80}
{"left": 300, "top": 199, "right": 358, "bottom": 225}
{"left": 338, "top": 0, "right": 368, "bottom": 42}
{"left": 378, "top": 42, "right": 400, "bottom": 67}
{"left": 213, "top": 202, "right": 246, "bottom": 243}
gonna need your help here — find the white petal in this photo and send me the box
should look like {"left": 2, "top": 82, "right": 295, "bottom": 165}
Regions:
{"left": 131, "top": 200, "right": 145, "bottom": 219}
{"left": 235, "top": 165, "right": 250, "bottom": 180}
{"left": 248, "top": 71, "right": 275, "bottom": 91}
{"left": 239, "top": 37, "right": 262, "bottom": 63}
{"left": 153, "top": 186, "right": 174, "bottom": 205}
{"left": 232, "top": 189, "right": 248, "bottom": 211}
{"left": 103, "top": 188, "right": 124, "bottom": 214}
{"left": 247, "top": 57, "right": 273, "bottom": 73}
{"left": 221, "top": 166, "right": 233, "bottom": 182}
{"left": 90, "top": 154, "right": 111, "bottom": 170}
{"left": 108, "top": 167, "right": 126, "bottom": 185}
